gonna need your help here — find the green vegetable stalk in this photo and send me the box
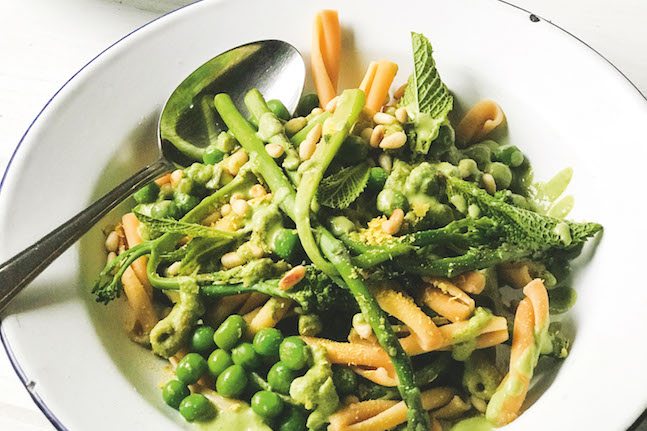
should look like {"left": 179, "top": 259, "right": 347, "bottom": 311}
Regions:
{"left": 294, "top": 89, "right": 365, "bottom": 276}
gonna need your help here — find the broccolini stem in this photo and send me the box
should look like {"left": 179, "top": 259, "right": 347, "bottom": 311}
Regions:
{"left": 397, "top": 244, "right": 531, "bottom": 277}
{"left": 352, "top": 242, "right": 414, "bottom": 268}
{"left": 294, "top": 89, "right": 365, "bottom": 276}
{"left": 214, "top": 93, "right": 297, "bottom": 219}
{"left": 319, "top": 231, "right": 430, "bottom": 431}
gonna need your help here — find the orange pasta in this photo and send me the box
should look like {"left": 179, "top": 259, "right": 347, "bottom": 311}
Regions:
{"left": 419, "top": 278, "right": 475, "bottom": 322}
{"left": 121, "top": 213, "right": 152, "bottom": 298}
{"left": 455, "top": 100, "right": 505, "bottom": 145}
{"left": 312, "top": 10, "right": 341, "bottom": 108}
{"left": 373, "top": 286, "right": 445, "bottom": 351}
{"left": 154, "top": 173, "right": 171, "bottom": 186}
{"left": 359, "top": 61, "right": 378, "bottom": 94}
{"left": 498, "top": 262, "right": 533, "bottom": 288}
{"left": 301, "top": 337, "right": 394, "bottom": 370}
{"left": 329, "top": 400, "right": 399, "bottom": 431}
{"left": 340, "top": 388, "right": 454, "bottom": 431}
{"left": 452, "top": 271, "right": 486, "bottom": 295}
{"left": 365, "top": 60, "right": 398, "bottom": 113}
{"left": 121, "top": 266, "right": 157, "bottom": 334}
{"left": 248, "top": 297, "right": 292, "bottom": 336}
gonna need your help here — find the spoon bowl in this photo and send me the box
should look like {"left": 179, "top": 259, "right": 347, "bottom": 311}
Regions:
{"left": 0, "top": 39, "right": 305, "bottom": 312}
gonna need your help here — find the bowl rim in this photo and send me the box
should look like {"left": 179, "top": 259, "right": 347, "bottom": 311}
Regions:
{"left": 1, "top": 1, "right": 645, "bottom": 430}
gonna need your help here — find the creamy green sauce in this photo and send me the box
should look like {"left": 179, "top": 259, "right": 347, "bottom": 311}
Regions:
{"left": 530, "top": 167, "right": 574, "bottom": 216}
{"left": 450, "top": 416, "right": 495, "bottom": 431}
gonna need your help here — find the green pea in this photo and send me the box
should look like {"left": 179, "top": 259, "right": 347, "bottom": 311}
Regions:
{"left": 176, "top": 353, "right": 208, "bottom": 385}
{"left": 267, "top": 99, "right": 291, "bottom": 121}
{"left": 485, "top": 162, "right": 513, "bottom": 190}
{"left": 214, "top": 314, "right": 246, "bottom": 350}
{"left": 332, "top": 366, "right": 357, "bottom": 395}
{"left": 279, "top": 337, "right": 310, "bottom": 371}
{"left": 463, "top": 143, "right": 492, "bottom": 169}
{"left": 151, "top": 200, "right": 181, "bottom": 219}
{"left": 295, "top": 93, "right": 319, "bottom": 117}
{"left": 267, "top": 362, "right": 298, "bottom": 394}
{"left": 251, "top": 390, "right": 284, "bottom": 419}
{"left": 253, "top": 328, "right": 284, "bottom": 357}
{"left": 272, "top": 228, "right": 300, "bottom": 261}
{"left": 174, "top": 192, "right": 201, "bottom": 215}
{"left": 336, "top": 135, "right": 368, "bottom": 164}
{"left": 367, "top": 167, "right": 388, "bottom": 192}
{"left": 216, "top": 364, "right": 248, "bottom": 398}
{"left": 208, "top": 349, "right": 234, "bottom": 378}
{"left": 191, "top": 326, "right": 215, "bottom": 353}
{"left": 278, "top": 406, "right": 308, "bottom": 431}
{"left": 179, "top": 393, "right": 213, "bottom": 422}
{"left": 162, "top": 380, "right": 190, "bottom": 409}
{"left": 231, "top": 343, "right": 262, "bottom": 369}
{"left": 376, "top": 189, "right": 408, "bottom": 216}
{"left": 203, "top": 145, "right": 225, "bottom": 165}
{"left": 134, "top": 183, "right": 160, "bottom": 204}
{"left": 494, "top": 145, "right": 524, "bottom": 167}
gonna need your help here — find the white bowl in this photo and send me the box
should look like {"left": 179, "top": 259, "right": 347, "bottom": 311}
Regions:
{"left": 1, "top": 0, "right": 646, "bottom": 429}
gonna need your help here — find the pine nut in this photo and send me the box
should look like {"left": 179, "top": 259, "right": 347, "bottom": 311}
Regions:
{"left": 373, "top": 112, "right": 397, "bottom": 125}
{"left": 229, "top": 192, "right": 244, "bottom": 204}
{"left": 221, "top": 251, "right": 245, "bottom": 269}
{"left": 201, "top": 210, "right": 221, "bottom": 226}
{"left": 395, "top": 107, "right": 409, "bottom": 123}
{"left": 325, "top": 96, "right": 339, "bottom": 113}
{"left": 166, "top": 261, "right": 181, "bottom": 276}
{"left": 231, "top": 199, "right": 249, "bottom": 217}
{"left": 105, "top": 231, "right": 119, "bottom": 253}
{"left": 322, "top": 117, "right": 335, "bottom": 136}
{"left": 265, "top": 143, "right": 284, "bottom": 158}
{"left": 226, "top": 149, "right": 248, "bottom": 176}
{"left": 360, "top": 127, "right": 374, "bottom": 142}
{"left": 379, "top": 131, "right": 407, "bottom": 149}
{"left": 471, "top": 395, "right": 487, "bottom": 413}
{"left": 170, "top": 169, "right": 184, "bottom": 186}
{"left": 250, "top": 184, "right": 267, "bottom": 198}
{"left": 305, "top": 123, "right": 322, "bottom": 147}
{"left": 370, "top": 125, "right": 386, "bottom": 148}
{"left": 386, "top": 107, "right": 398, "bottom": 117}
{"left": 279, "top": 265, "right": 306, "bottom": 290}
{"left": 220, "top": 203, "right": 232, "bottom": 216}
{"left": 310, "top": 107, "right": 324, "bottom": 116}
{"left": 250, "top": 245, "right": 265, "bottom": 258}
{"left": 299, "top": 125, "right": 320, "bottom": 161}
{"left": 394, "top": 83, "right": 408, "bottom": 99}
{"left": 106, "top": 251, "right": 117, "bottom": 265}
{"left": 482, "top": 173, "right": 496, "bottom": 195}
{"left": 378, "top": 153, "right": 393, "bottom": 173}
{"left": 285, "top": 117, "right": 307, "bottom": 135}
{"left": 382, "top": 208, "right": 404, "bottom": 235}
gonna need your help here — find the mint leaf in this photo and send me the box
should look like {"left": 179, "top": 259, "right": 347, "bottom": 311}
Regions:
{"left": 317, "top": 162, "right": 371, "bottom": 209}
{"left": 401, "top": 32, "right": 453, "bottom": 155}
{"left": 135, "top": 212, "right": 238, "bottom": 240}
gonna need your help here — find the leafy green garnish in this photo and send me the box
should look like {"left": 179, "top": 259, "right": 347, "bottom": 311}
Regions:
{"left": 135, "top": 212, "right": 239, "bottom": 240}
{"left": 400, "top": 32, "right": 453, "bottom": 155}
{"left": 444, "top": 176, "right": 602, "bottom": 250}
{"left": 317, "top": 162, "right": 371, "bottom": 209}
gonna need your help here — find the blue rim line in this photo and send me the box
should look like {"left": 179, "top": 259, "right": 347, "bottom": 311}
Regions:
{"left": 0, "top": 1, "right": 645, "bottom": 430}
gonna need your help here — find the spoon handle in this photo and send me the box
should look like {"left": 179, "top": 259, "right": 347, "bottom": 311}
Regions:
{"left": 0, "top": 158, "right": 172, "bottom": 313}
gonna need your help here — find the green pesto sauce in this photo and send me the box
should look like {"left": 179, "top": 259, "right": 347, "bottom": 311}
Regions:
{"left": 197, "top": 405, "right": 270, "bottom": 431}
{"left": 450, "top": 416, "right": 495, "bottom": 431}
{"left": 451, "top": 308, "right": 493, "bottom": 361}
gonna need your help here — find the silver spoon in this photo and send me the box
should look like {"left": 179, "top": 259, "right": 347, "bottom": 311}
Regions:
{"left": 0, "top": 39, "right": 305, "bottom": 312}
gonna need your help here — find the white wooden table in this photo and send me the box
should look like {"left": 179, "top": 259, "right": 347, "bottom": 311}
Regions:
{"left": 1, "top": 1, "right": 645, "bottom": 429}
